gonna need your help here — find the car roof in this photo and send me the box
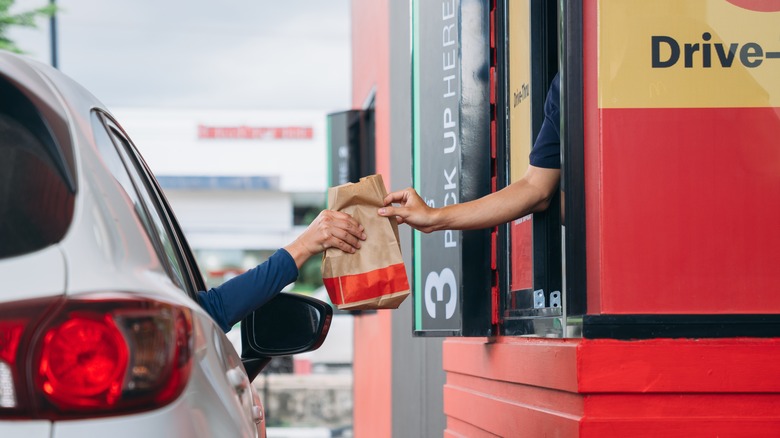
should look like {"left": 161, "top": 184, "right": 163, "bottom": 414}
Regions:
{"left": 1, "top": 51, "right": 189, "bottom": 303}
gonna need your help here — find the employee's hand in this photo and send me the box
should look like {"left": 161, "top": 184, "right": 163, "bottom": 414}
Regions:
{"left": 378, "top": 187, "right": 439, "bottom": 233}
{"left": 284, "top": 210, "right": 367, "bottom": 268}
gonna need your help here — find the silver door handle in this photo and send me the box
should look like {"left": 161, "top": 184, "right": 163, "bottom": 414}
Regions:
{"left": 227, "top": 367, "right": 249, "bottom": 392}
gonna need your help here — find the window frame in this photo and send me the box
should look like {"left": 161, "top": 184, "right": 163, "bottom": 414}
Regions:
{"left": 92, "top": 110, "right": 206, "bottom": 298}
{"left": 496, "top": 0, "right": 565, "bottom": 336}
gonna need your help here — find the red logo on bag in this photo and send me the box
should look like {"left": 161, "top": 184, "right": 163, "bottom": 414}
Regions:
{"left": 726, "top": 0, "right": 780, "bottom": 12}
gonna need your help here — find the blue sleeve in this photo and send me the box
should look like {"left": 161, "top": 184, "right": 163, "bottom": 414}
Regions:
{"left": 529, "top": 73, "right": 561, "bottom": 169}
{"left": 196, "top": 248, "right": 299, "bottom": 332}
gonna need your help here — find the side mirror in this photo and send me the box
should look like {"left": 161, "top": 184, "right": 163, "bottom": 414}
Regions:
{"left": 240, "top": 292, "right": 332, "bottom": 381}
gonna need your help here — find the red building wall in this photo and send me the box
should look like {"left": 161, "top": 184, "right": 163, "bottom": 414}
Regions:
{"left": 351, "top": 0, "right": 780, "bottom": 436}
{"left": 444, "top": 337, "right": 780, "bottom": 437}
{"left": 443, "top": 0, "right": 780, "bottom": 436}
{"left": 351, "top": 1, "right": 393, "bottom": 437}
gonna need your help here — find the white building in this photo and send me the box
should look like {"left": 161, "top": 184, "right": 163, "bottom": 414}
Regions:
{"left": 114, "top": 108, "right": 329, "bottom": 288}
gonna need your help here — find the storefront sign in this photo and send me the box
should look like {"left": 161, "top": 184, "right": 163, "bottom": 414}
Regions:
{"left": 507, "top": 0, "right": 534, "bottom": 291}
{"left": 198, "top": 125, "right": 313, "bottom": 140}
{"left": 591, "top": 0, "right": 780, "bottom": 314}
{"left": 598, "top": 0, "right": 780, "bottom": 108}
{"left": 412, "top": 0, "right": 492, "bottom": 336}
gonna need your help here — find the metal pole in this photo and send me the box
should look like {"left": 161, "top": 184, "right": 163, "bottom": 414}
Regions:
{"left": 49, "top": 0, "right": 58, "bottom": 68}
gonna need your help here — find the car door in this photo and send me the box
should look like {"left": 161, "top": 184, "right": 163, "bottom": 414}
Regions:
{"left": 92, "top": 111, "right": 263, "bottom": 435}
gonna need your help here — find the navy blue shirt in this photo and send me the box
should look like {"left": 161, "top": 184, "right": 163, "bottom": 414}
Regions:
{"left": 528, "top": 73, "right": 561, "bottom": 169}
{"left": 197, "top": 248, "right": 299, "bottom": 332}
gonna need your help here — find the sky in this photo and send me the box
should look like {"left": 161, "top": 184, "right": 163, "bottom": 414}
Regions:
{"left": 8, "top": 0, "right": 352, "bottom": 111}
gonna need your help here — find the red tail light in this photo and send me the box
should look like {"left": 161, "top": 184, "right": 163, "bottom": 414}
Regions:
{"left": 38, "top": 315, "right": 130, "bottom": 408}
{"left": 0, "top": 294, "right": 193, "bottom": 419}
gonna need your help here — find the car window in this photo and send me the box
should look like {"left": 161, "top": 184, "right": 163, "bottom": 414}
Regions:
{"left": 90, "top": 112, "right": 190, "bottom": 294}
{"left": 0, "top": 81, "right": 75, "bottom": 259}
{"left": 107, "top": 120, "right": 207, "bottom": 294}
{"left": 141, "top": 169, "right": 209, "bottom": 294}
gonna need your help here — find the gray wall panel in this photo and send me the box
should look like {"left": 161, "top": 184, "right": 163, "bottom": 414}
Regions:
{"left": 389, "top": 0, "right": 446, "bottom": 437}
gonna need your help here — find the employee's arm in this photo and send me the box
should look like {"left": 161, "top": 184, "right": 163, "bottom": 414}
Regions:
{"left": 378, "top": 165, "right": 560, "bottom": 233}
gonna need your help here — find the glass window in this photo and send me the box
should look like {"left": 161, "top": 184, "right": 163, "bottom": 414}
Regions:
{"left": 499, "top": 0, "right": 562, "bottom": 336}
{"left": 90, "top": 112, "right": 190, "bottom": 293}
{"left": 0, "top": 84, "right": 75, "bottom": 259}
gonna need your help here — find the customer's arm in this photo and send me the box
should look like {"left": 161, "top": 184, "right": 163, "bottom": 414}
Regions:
{"left": 283, "top": 210, "right": 366, "bottom": 268}
{"left": 198, "top": 210, "right": 366, "bottom": 331}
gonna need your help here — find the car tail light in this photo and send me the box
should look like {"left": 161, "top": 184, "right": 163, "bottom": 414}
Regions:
{"left": 38, "top": 315, "right": 129, "bottom": 408}
{"left": 0, "top": 294, "right": 193, "bottom": 419}
{"left": 0, "top": 321, "right": 25, "bottom": 408}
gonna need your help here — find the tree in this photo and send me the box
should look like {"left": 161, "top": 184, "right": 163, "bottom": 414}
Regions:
{"left": 0, "top": 0, "right": 57, "bottom": 54}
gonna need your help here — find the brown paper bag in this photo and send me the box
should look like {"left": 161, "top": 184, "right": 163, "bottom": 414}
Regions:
{"left": 321, "top": 174, "right": 410, "bottom": 310}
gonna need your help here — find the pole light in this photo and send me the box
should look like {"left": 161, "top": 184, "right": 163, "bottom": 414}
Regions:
{"left": 49, "top": 0, "right": 58, "bottom": 68}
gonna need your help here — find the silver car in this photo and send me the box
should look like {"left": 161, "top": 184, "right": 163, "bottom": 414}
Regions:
{"left": 0, "top": 51, "right": 332, "bottom": 437}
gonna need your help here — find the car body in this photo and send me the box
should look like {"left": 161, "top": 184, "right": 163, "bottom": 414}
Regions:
{"left": 0, "top": 51, "right": 330, "bottom": 437}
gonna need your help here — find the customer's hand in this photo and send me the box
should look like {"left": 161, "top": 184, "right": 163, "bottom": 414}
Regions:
{"left": 378, "top": 187, "right": 439, "bottom": 233}
{"left": 284, "top": 210, "right": 367, "bottom": 268}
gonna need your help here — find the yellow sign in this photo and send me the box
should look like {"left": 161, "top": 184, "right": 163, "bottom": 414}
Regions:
{"left": 599, "top": 0, "right": 780, "bottom": 108}
{"left": 508, "top": 0, "right": 531, "bottom": 183}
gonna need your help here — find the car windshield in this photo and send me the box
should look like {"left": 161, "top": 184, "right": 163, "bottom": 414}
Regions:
{"left": 0, "top": 80, "right": 75, "bottom": 259}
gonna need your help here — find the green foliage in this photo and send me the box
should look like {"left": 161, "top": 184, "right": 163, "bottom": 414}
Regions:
{"left": 301, "top": 207, "right": 321, "bottom": 225}
{"left": 294, "top": 257, "right": 323, "bottom": 291}
{"left": 291, "top": 204, "right": 327, "bottom": 291}
{"left": 0, "top": 0, "right": 58, "bottom": 54}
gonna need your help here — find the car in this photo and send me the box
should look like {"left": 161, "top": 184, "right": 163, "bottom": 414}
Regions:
{"left": 0, "top": 50, "right": 332, "bottom": 438}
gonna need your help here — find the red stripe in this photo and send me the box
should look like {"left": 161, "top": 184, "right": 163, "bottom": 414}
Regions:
{"left": 323, "top": 263, "right": 410, "bottom": 305}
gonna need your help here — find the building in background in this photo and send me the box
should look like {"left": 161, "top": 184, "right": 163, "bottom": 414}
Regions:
{"left": 115, "top": 108, "right": 327, "bottom": 289}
